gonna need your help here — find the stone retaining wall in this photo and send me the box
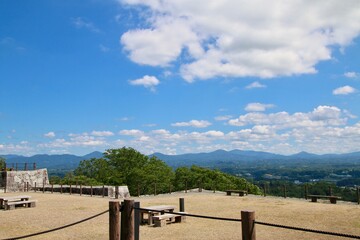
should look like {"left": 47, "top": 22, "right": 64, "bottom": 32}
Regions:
{"left": 3, "top": 168, "right": 49, "bottom": 192}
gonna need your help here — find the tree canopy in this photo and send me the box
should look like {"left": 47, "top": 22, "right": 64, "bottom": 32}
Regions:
{"left": 56, "top": 147, "right": 261, "bottom": 196}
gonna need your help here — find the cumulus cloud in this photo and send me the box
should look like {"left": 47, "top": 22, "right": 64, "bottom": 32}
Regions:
{"left": 229, "top": 105, "right": 346, "bottom": 128}
{"left": 171, "top": 120, "right": 212, "bottom": 128}
{"left": 129, "top": 75, "right": 160, "bottom": 91}
{"left": 6, "top": 107, "right": 360, "bottom": 155}
{"left": 245, "top": 103, "right": 275, "bottom": 112}
{"left": 120, "top": 0, "right": 360, "bottom": 82}
{"left": 344, "top": 72, "right": 359, "bottom": 78}
{"left": 119, "top": 129, "right": 144, "bottom": 136}
{"left": 333, "top": 85, "right": 357, "bottom": 95}
{"left": 214, "top": 115, "right": 233, "bottom": 121}
{"left": 245, "top": 81, "right": 266, "bottom": 89}
{"left": 91, "top": 131, "right": 114, "bottom": 137}
{"left": 44, "top": 132, "right": 56, "bottom": 138}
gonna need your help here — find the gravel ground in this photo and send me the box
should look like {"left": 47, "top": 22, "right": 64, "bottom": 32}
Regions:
{"left": 0, "top": 190, "right": 359, "bottom": 240}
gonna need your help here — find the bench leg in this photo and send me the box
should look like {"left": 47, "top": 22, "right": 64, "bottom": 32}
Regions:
{"left": 154, "top": 219, "right": 166, "bottom": 227}
{"left": 330, "top": 199, "right": 337, "bottom": 204}
{"left": 175, "top": 215, "right": 185, "bottom": 223}
{"left": 226, "top": 192, "right": 231, "bottom": 196}
{"left": 311, "top": 197, "right": 317, "bottom": 202}
{"left": 6, "top": 205, "right": 15, "bottom": 210}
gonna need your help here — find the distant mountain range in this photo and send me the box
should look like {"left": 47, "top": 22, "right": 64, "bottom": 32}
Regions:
{"left": 1, "top": 151, "right": 104, "bottom": 170}
{"left": 2, "top": 149, "right": 360, "bottom": 170}
{"left": 151, "top": 149, "right": 360, "bottom": 168}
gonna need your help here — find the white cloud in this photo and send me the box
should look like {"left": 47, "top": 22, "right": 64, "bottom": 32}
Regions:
{"left": 245, "top": 81, "right": 266, "bottom": 89}
{"left": 245, "top": 103, "right": 275, "bottom": 112}
{"left": 72, "top": 17, "right": 100, "bottom": 33}
{"left": 344, "top": 71, "right": 359, "bottom": 78}
{"left": 129, "top": 75, "right": 160, "bottom": 91}
{"left": 44, "top": 132, "right": 56, "bottom": 138}
{"left": 214, "top": 115, "right": 232, "bottom": 121}
{"left": 171, "top": 120, "right": 212, "bottom": 128}
{"left": 333, "top": 85, "right": 357, "bottom": 95}
{"left": 91, "top": 131, "right": 114, "bottom": 137}
{"left": 120, "top": 0, "right": 360, "bottom": 82}
{"left": 229, "top": 105, "right": 346, "bottom": 128}
{"left": 119, "top": 129, "right": 144, "bottom": 136}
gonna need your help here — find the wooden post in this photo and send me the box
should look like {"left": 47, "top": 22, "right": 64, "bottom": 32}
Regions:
{"left": 43, "top": 180, "right": 45, "bottom": 193}
{"left": 51, "top": 184, "right": 54, "bottom": 194}
{"left": 60, "top": 184, "right": 63, "bottom": 194}
{"left": 179, "top": 198, "right": 185, "bottom": 212}
{"left": 26, "top": 182, "right": 29, "bottom": 192}
{"left": 109, "top": 201, "right": 120, "bottom": 240}
{"left": 4, "top": 172, "right": 6, "bottom": 192}
{"left": 305, "top": 184, "right": 308, "bottom": 200}
{"left": 70, "top": 184, "right": 72, "bottom": 195}
{"left": 103, "top": 185, "right": 105, "bottom": 197}
{"left": 241, "top": 210, "right": 256, "bottom": 240}
{"left": 213, "top": 181, "right": 216, "bottom": 193}
{"left": 329, "top": 186, "right": 333, "bottom": 196}
{"left": 35, "top": 182, "right": 37, "bottom": 192}
{"left": 121, "top": 199, "right": 135, "bottom": 240}
{"left": 91, "top": 185, "right": 93, "bottom": 197}
{"left": 283, "top": 185, "right": 287, "bottom": 198}
{"left": 80, "top": 184, "right": 82, "bottom": 196}
{"left": 115, "top": 186, "right": 119, "bottom": 199}
{"left": 263, "top": 184, "right": 266, "bottom": 197}
{"left": 134, "top": 202, "right": 140, "bottom": 240}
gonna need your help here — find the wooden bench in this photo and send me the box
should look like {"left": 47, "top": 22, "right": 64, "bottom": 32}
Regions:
{"left": 152, "top": 212, "right": 186, "bottom": 227}
{"left": 0, "top": 195, "right": 31, "bottom": 209}
{"left": 5, "top": 200, "right": 37, "bottom": 210}
{"left": 226, "top": 190, "right": 248, "bottom": 196}
{"left": 307, "top": 195, "right": 341, "bottom": 204}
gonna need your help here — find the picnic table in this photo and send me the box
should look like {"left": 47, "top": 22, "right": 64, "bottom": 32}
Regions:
{"left": 139, "top": 205, "right": 176, "bottom": 225}
{"left": 307, "top": 195, "right": 341, "bottom": 204}
{"left": 0, "top": 195, "right": 37, "bottom": 210}
{"left": 226, "top": 190, "right": 248, "bottom": 196}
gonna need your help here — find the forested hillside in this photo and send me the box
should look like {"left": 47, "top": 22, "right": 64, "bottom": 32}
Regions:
{"left": 50, "top": 147, "right": 261, "bottom": 196}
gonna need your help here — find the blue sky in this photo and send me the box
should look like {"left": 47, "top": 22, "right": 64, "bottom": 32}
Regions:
{"left": 1, "top": 0, "right": 360, "bottom": 156}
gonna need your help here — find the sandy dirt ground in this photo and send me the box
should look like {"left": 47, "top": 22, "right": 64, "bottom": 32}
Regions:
{"left": 0, "top": 190, "right": 359, "bottom": 240}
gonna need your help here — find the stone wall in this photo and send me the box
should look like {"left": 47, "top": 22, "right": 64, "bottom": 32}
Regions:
{"left": 4, "top": 168, "right": 49, "bottom": 192}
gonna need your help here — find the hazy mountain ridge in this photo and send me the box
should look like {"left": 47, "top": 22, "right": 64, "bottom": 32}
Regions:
{"left": 1, "top": 151, "right": 104, "bottom": 169}
{"left": 152, "top": 150, "right": 360, "bottom": 168}
{"left": 2, "top": 150, "right": 360, "bottom": 170}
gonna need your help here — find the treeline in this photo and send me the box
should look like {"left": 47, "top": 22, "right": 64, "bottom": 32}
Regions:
{"left": 256, "top": 180, "right": 359, "bottom": 202}
{"left": 50, "top": 147, "right": 261, "bottom": 196}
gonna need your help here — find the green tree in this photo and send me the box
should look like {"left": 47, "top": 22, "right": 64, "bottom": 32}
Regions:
{"left": 0, "top": 157, "right": 5, "bottom": 170}
{"left": 74, "top": 158, "right": 117, "bottom": 184}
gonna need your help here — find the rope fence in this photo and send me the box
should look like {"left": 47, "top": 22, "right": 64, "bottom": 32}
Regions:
{"left": 134, "top": 207, "right": 360, "bottom": 239}
{"left": 2, "top": 198, "right": 360, "bottom": 240}
{"left": 255, "top": 220, "right": 360, "bottom": 239}
{"left": 118, "top": 199, "right": 360, "bottom": 240}
{"left": 1, "top": 210, "right": 109, "bottom": 240}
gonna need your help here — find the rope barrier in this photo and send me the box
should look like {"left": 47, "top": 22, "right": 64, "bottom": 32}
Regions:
{"left": 255, "top": 220, "right": 360, "bottom": 239}
{"left": 135, "top": 207, "right": 360, "bottom": 239}
{"left": 134, "top": 207, "right": 242, "bottom": 222}
{"left": 1, "top": 210, "right": 109, "bottom": 240}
